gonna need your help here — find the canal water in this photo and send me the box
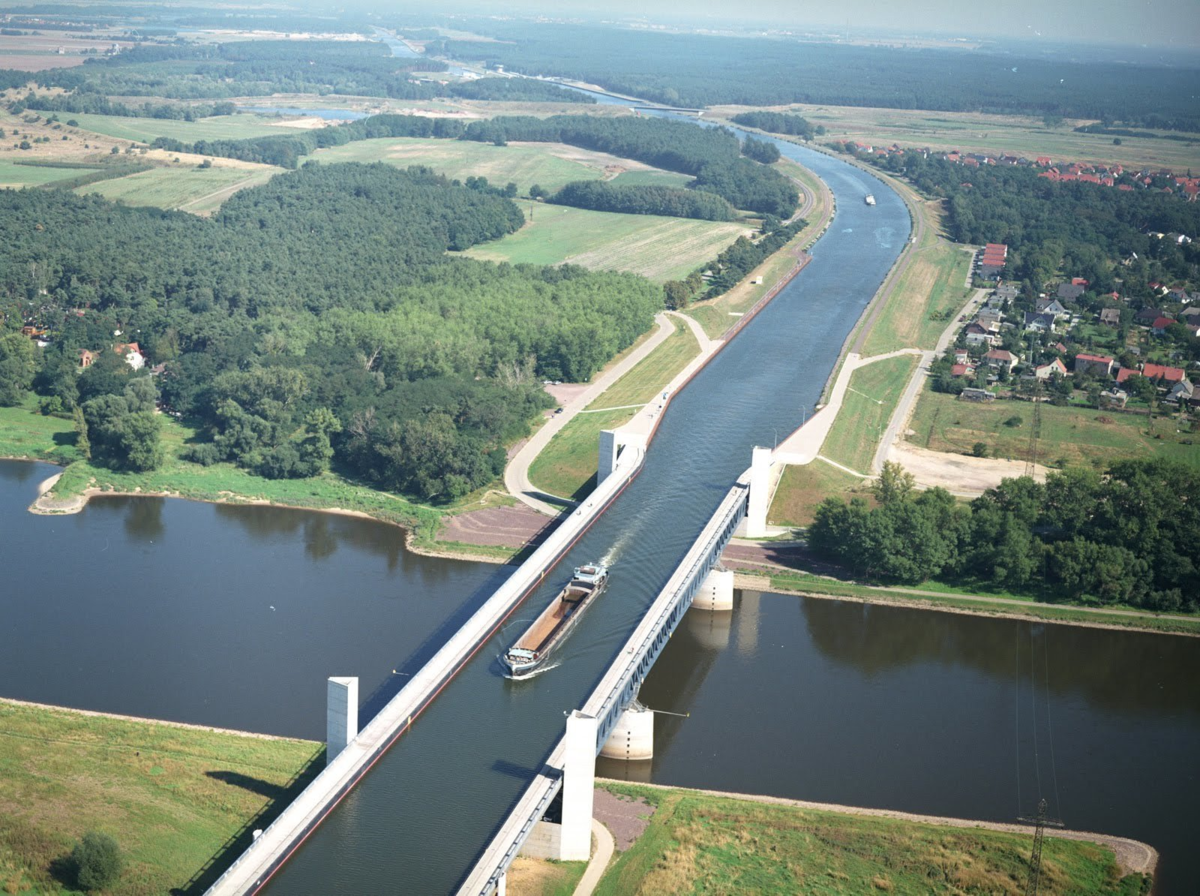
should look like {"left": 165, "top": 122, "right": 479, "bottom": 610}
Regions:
{"left": 1, "top": 126, "right": 1196, "bottom": 894}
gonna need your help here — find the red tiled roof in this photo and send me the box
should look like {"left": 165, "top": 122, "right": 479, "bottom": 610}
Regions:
{"left": 1142, "top": 363, "right": 1186, "bottom": 383}
{"left": 1152, "top": 317, "right": 1175, "bottom": 330}
{"left": 1076, "top": 353, "right": 1113, "bottom": 364}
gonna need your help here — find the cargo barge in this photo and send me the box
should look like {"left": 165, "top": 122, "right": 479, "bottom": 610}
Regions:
{"left": 502, "top": 563, "right": 609, "bottom": 678}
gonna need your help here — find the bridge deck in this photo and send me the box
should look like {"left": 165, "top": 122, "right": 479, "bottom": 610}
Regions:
{"left": 204, "top": 447, "right": 645, "bottom": 896}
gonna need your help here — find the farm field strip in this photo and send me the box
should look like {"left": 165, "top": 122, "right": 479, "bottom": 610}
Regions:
{"left": 0, "top": 159, "right": 101, "bottom": 186}
{"left": 78, "top": 164, "right": 282, "bottom": 213}
{"left": 65, "top": 112, "right": 291, "bottom": 144}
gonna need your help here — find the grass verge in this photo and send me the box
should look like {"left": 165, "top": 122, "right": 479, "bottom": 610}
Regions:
{"left": 769, "top": 460, "right": 872, "bottom": 527}
{"left": 593, "top": 782, "right": 1148, "bottom": 896}
{"left": 822, "top": 354, "right": 920, "bottom": 473}
{"left": 0, "top": 700, "right": 321, "bottom": 896}
{"left": 751, "top": 568, "right": 1200, "bottom": 637}
{"left": 506, "top": 857, "right": 588, "bottom": 896}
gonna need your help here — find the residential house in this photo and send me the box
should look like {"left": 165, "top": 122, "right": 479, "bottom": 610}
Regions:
{"left": 1035, "top": 297, "right": 1070, "bottom": 317}
{"left": 1136, "top": 307, "right": 1165, "bottom": 326}
{"left": 1023, "top": 312, "right": 1057, "bottom": 334}
{"left": 1099, "top": 308, "right": 1121, "bottom": 327}
{"left": 952, "top": 348, "right": 972, "bottom": 365}
{"left": 1179, "top": 306, "right": 1200, "bottom": 324}
{"left": 1056, "top": 283, "right": 1086, "bottom": 301}
{"left": 960, "top": 388, "right": 996, "bottom": 402}
{"left": 114, "top": 342, "right": 145, "bottom": 371}
{"left": 975, "top": 310, "right": 1004, "bottom": 332}
{"left": 1166, "top": 380, "right": 1195, "bottom": 405}
{"left": 1117, "top": 363, "right": 1187, "bottom": 388}
{"left": 983, "top": 349, "right": 1019, "bottom": 372}
{"left": 950, "top": 363, "right": 975, "bottom": 378}
{"left": 1151, "top": 317, "right": 1176, "bottom": 336}
{"left": 994, "top": 283, "right": 1020, "bottom": 302}
{"left": 1098, "top": 388, "right": 1128, "bottom": 409}
{"left": 79, "top": 349, "right": 96, "bottom": 369}
{"left": 1074, "top": 353, "right": 1115, "bottom": 377}
{"left": 1034, "top": 358, "right": 1068, "bottom": 380}
{"left": 964, "top": 323, "right": 997, "bottom": 347}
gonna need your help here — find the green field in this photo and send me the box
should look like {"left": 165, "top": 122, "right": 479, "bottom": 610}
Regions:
{"left": 529, "top": 320, "right": 701, "bottom": 499}
{"left": 66, "top": 112, "right": 289, "bottom": 144}
{"left": 822, "top": 355, "right": 920, "bottom": 474}
{"left": 608, "top": 168, "right": 692, "bottom": 188}
{"left": 312, "top": 137, "right": 611, "bottom": 194}
{"left": 464, "top": 205, "right": 750, "bottom": 282}
{"left": 714, "top": 102, "right": 1200, "bottom": 172}
{"left": 861, "top": 211, "right": 974, "bottom": 356}
{"left": 908, "top": 386, "right": 1200, "bottom": 469}
{"left": 593, "top": 782, "right": 1147, "bottom": 896}
{"left": 0, "top": 700, "right": 320, "bottom": 896}
{"left": 78, "top": 164, "right": 280, "bottom": 213}
{"left": 769, "top": 459, "right": 872, "bottom": 527}
{"left": 0, "top": 159, "right": 101, "bottom": 187}
{"left": 0, "top": 400, "right": 78, "bottom": 464}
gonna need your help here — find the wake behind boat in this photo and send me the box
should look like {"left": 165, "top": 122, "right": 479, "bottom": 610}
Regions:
{"left": 503, "top": 563, "right": 609, "bottom": 678}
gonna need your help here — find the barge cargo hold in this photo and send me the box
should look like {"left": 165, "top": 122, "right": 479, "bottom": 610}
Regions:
{"left": 503, "top": 564, "right": 609, "bottom": 677}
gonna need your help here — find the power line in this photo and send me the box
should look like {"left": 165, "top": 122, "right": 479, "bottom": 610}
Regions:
{"left": 1029, "top": 627, "right": 1042, "bottom": 801}
{"left": 1043, "top": 627, "right": 1063, "bottom": 821}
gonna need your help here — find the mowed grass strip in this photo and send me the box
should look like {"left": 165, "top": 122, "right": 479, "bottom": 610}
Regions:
{"left": 823, "top": 354, "right": 919, "bottom": 474}
{"left": 78, "top": 164, "right": 281, "bottom": 213}
{"left": 0, "top": 400, "right": 78, "bottom": 463}
{"left": 0, "top": 159, "right": 101, "bottom": 187}
{"left": 908, "top": 387, "right": 1200, "bottom": 469}
{"left": 311, "top": 137, "right": 606, "bottom": 194}
{"left": 608, "top": 169, "right": 692, "bottom": 188}
{"left": 861, "top": 209, "right": 974, "bottom": 355}
{"left": 593, "top": 783, "right": 1145, "bottom": 896}
{"left": 464, "top": 205, "right": 751, "bottom": 283}
{"left": 65, "top": 112, "right": 288, "bottom": 144}
{"left": 0, "top": 700, "right": 321, "bottom": 896}
{"left": 769, "top": 459, "right": 873, "bottom": 527}
{"left": 529, "top": 321, "right": 700, "bottom": 499}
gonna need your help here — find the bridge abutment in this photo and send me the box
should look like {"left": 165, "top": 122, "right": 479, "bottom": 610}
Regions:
{"left": 742, "top": 446, "right": 774, "bottom": 537}
{"left": 326, "top": 677, "right": 359, "bottom": 766}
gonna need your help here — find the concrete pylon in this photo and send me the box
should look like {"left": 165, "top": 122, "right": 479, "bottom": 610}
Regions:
{"left": 326, "top": 677, "right": 358, "bottom": 766}
{"left": 600, "top": 702, "right": 654, "bottom": 761}
{"left": 560, "top": 711, "right": 598, "bottom": 861}
{"left": 744, "top": 446, "right": 774, "bottom": 538}
{"left": 598, "top": 430, "right": 621, "bottom": 484}
{"left": 495, "top": 871, "right": 506, "bottom": 896}
{"left": 693, "top": 566, "right": 734, "bottom": 611}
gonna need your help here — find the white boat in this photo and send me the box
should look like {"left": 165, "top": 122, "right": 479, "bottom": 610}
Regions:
{"left": 503, "top": 563, "right": 609, "bottom": 678}
{"left": 865, "top": 194, "right": 876, "bottom": 206}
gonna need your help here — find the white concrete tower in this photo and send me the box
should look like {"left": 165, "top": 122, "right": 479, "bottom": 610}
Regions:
{"left": 560, "top": 711, "right": 598, "bottom": 861}
{"left": 744, "top": 446, "right": 774, "bottom": 537}
{"left": 326, "top": 676, "right": 359, "bottom": 766}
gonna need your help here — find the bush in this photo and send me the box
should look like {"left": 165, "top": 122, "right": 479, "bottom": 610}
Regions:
{"left": 71, "top": 832, "right": 122, "bottom": 890}
{"left": 1003, "top": 415, "right": 1023, "bottom": 427}
{"left": 971, "top": 442, "right": 989, "bottom": 457}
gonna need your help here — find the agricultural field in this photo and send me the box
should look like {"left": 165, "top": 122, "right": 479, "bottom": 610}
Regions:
{"left": 78, "top": 163, "right": 281, "bottom": 214}
{"left": 463, "top": 205, "right": 751, "bottom": 282}
{"left": 821, "top": 354, "right": 919, "bottom": 474}
{"left": 0, "top": 159, "right": 101, "bottom": 187}
{"left": 592, "top": 783, "right": 1146, "bottom": 896}
{"left": 608, "top": 168, "right": 693, "bottom": 188}
{"left": 0, "top": 699, "right": 321, "bottom": 896}
{"left": 907, "top": 386, "right": 1200, "bottom": 470}
{"left": 65, "top": 112, "right": 290, "bottom": 144}
{"left": 311, "top": 137, "right": 681, "bottom": 196}
{"left": 860, "top": 204, "right": 975, "bottom": 356}
{"left": 713, "top": 102, "right": 1200, "bottom": 172}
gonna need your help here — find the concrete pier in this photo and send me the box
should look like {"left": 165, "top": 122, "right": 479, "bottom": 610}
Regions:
{"left": 693, "top": 566, "right": 734, "bottom": 611}
{"left": 599, "top": 702, "right": 654, "bottom": 761}
{"left": 561, "top": 712, "right": 599, "bottom": 861}
{"left": 743, "top": 446, "right": 774, "bottom": 537}
{"left": 325, "top": 677, "right": 358, "bottom": 766}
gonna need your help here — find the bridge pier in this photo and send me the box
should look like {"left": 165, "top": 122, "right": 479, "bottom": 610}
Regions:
{"left": 692, "top": 565, "right": 734, "bottom": 611}
{"left": 560, "top": 711, "right": 599, "bottom": 861}
{"left": 325, "top": 676, "right": 358, "bottom": 766}
{"left": 598, "top": 430, "right": 622, "bottom": 484}
{"left": 599, "top": 701, "right": 654, "bottom": 761}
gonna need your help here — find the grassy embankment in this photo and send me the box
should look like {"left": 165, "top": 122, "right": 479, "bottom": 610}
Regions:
{"left": 736, "top": 568, "right": 1200, "bottom": 637}
{"left": 683, "top": 157, "right": 829, "bottom": 339}
{"left": 0, "top": 700, "right": 321, "bottom": 896}
{"left": 711, "top": 101, "right": 1200, "bottom": 172}
{"left": 528, "top": 319, "right": 700, "bottom": 500}
{"left": 591, "top": 782, "right": 1149, "bottom": 896}
{"left": 909, "top": 388, "right": 1200, "bottom": 471}
{"left": 820, "top": 354, "right": 920, "bottom": 475}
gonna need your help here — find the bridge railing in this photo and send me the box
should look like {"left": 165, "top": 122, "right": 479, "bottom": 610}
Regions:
{"left": 460, "top": 473, "right": 750, "bottom": 896}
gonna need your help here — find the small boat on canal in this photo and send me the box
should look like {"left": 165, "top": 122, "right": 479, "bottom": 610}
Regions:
{"left": 865, "top": 194, "right": 876, "bottom": 206}
{"left": 503, "top": 563, "right": 609, "bottom": 678}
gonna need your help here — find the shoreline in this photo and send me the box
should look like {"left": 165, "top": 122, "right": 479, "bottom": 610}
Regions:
{"left": 597, "top": 777, "right": 1159, "bottom": 878}
{"left": 732, "top": 571, "right": 1200, "bottom": 638}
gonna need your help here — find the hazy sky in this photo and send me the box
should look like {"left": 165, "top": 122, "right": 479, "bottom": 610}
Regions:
{"left": 457, "top": 0, "right": 1200, "bottom": 49}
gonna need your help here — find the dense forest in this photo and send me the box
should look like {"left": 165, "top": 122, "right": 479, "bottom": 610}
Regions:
{"left": 430, "top": 22, "right": 1200, "bottom": 131}
{"left": 842, "top": 148, "right": 1200, "bottom": 292}
{"left": 549, "top": 181, "right": 736, "bottom": 221}
{"left": 809, "top": 461, "right": 1200, "bottom": 612}
{"left": 730, "top": 111, "right": 823, "bottom": 141}
{"left": 1, "top": 163, "right": 662, "bottom": 499}
{"left": 154, "top": 112, "right": 800, "bottom": 217}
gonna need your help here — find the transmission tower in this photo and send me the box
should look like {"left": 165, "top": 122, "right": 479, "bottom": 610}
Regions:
{"left": 1019, "top": 798, "right": 1064, "bottom": 896}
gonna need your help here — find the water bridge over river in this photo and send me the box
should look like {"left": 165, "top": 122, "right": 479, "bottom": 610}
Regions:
{"left": 206, "top": 135, "right": 911, "bottom": 895}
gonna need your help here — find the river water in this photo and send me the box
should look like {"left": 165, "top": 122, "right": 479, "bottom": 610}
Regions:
{"left": 1, "top": 124, "right": 1196, "bottom": 894}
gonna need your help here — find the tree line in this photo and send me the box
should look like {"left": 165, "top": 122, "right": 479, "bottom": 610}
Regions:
{"left": 731, "top": 111, "right": 823, "bottom": 141}
{"left": 2, "top": 163, "right": 662, "bottom": 500}
{"left": 548, "top": 180, "right": 736, "bottom": 221}
{"left": 809, "top": 461, "right": 1199, "bottom": 612}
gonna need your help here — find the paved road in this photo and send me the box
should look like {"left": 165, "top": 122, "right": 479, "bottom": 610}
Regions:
{"left": 504, "top": 313, "right": 674, "bottom": 515}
